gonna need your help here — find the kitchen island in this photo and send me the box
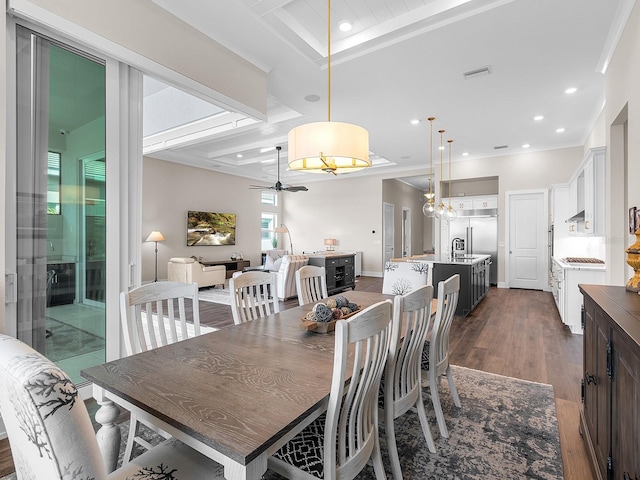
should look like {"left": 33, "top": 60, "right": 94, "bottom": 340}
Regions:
{"left": 391, "top": 254, "right": 491, "bottom": 316}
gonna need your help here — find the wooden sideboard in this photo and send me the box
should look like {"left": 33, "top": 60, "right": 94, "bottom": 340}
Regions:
{"left": 579, "top": 285, "right": 640, "bottom": 480}
{"left": 201, "top": 259, "right": 250, "bottom": 279}
{"left": 307, "top": 254, "right": 356, "bottom": 295}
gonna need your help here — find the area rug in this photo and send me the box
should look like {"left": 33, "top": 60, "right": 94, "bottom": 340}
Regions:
{"left": 197, "top": 285, "right": 231, "bottom": 305}
{"left": 0, "top": 366, "right": 563, "bottom": 480}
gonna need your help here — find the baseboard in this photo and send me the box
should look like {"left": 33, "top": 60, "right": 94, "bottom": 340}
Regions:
{"left": 361, "top": 270, "right": 383, "bottom": 277}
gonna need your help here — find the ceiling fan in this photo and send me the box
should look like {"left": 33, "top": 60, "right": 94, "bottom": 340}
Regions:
{"left": 250, "top": 146, "right": 308, "bottom": 192}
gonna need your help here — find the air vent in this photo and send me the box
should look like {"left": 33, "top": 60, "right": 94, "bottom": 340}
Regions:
{"left": 463, "top": 66, "right": 491, "bottom": 79}
{"left": 494, "top": 145, "right": 508, "bottom": 150}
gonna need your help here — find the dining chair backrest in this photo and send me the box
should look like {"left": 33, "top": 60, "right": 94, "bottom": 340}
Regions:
{"left": 422, "top": 273, "right": 462, "bottom": 439}
{"left": 383, "top": 285, "right": 436, "bottom": 479}
{"left": 120, "top": 281, "right": 201, "bottom": 355}
{"left": 430, "top": 274, "right": 460, "bottom": 377}
{"left": 295, "top": 265, "right": 328, "bottom": 306}
{"left": 229, "top": 271, "right": 279, "bottom": 325}
{"left": 0, "top": 334, "right": 227, "bottom": 479}
{"left": 268, "top": 300, "right": 393, "bottom": 480}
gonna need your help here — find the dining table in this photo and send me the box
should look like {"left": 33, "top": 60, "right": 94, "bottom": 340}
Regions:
{"left": 81, "top": 290, "right": 396, "bottom": 480}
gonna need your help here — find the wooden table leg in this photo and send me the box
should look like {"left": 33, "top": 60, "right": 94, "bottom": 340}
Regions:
{"left": 93, "top": 386, "right": 121, "bottom": 473}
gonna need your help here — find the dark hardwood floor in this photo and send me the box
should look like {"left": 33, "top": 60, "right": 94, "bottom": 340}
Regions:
{"left": 0, "top": 277, "right": 592, "bottom": 479}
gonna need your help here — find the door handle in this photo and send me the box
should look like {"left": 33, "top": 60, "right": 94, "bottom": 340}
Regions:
{"left": 585, "top": 220, "right": 590, "bottom": 230}
{"left": 5, "top": 272, "right": 17, "bottom": 304}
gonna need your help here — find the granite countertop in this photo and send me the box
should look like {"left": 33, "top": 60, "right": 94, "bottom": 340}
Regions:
{"left": 391, "top": 254, "right": 491, "bottom": 265}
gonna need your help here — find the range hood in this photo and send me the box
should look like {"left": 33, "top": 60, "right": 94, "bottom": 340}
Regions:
{"left": 566, "top": 210, "right": 585, "bottom": 223}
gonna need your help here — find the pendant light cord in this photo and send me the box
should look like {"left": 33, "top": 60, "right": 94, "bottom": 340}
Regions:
{"left": 428, "top": 117, "right": 435, "bottom": 197}
{"left": 439, "top": 130, "right": 445, "bottom": 202}
{"left": 448, "top": 140, "right": 453, "bottom": 207}
{"left": 327, "top": 0, "right": 331, "bottom": 122}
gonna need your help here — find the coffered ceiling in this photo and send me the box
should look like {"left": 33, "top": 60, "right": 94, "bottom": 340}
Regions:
{"left": 145, "top": 0, "right": 631, "bottom": 188}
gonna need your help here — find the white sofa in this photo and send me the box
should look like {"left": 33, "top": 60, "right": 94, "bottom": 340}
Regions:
{"left": 167, "top": 257, "right": 226, "bottom": 289}
{"left": 274, "top": 254, "right": 308, "bottom": 300}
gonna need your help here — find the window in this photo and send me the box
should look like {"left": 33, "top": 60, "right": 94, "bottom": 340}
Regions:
{"left": 261, "top": 212, "right": 277, "bottom": 250}
{"left": 261, "top": 191, "right": 277, "bottom": 206}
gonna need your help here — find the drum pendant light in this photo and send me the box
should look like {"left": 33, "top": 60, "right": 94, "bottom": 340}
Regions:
{"left": 287, "top": 0, "right": 370, "bottom": 175}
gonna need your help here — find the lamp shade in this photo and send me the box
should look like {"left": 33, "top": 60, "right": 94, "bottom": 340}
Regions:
{"left": 288, "top": 122, "right": 370, "bottom": 174}
{"left": 274, "top": 226, "right": 289, "bottom": 233}
{"left": 145, "top": 231, "right": 165, "bottom": 242}
{"left": 324, "top": 238, "right": 337, "bottom": 246}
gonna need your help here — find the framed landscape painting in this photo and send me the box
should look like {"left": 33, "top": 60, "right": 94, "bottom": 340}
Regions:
{"left": 187, "top": 211, "right": 236, "bottom": 246}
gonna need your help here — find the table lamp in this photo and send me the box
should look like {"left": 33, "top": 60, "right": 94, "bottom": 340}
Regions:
{"left": 145, "top": 231, "right": 165, "bottom": 282}
{"left": 324, "top": 238, "right": 337, "bottom": 251}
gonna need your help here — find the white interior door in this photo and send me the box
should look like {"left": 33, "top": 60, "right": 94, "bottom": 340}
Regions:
{"left": 383, "top": 202, "right": 395, "bottom": 265}
{"left": 402, "top": 207, "right": 411, "bottom": 257}
{"left": 507, "top": 190, "right": 548, "bottom": 289}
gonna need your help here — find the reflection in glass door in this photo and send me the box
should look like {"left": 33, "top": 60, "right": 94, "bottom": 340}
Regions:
{"left": 15, "top": 26, "right": 106, "bottom": 384}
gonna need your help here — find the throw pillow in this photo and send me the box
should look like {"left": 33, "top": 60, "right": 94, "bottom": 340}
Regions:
{"left": 273, "top": 257, "right": 283, "bottom": 271}
{"left": 265, "top": 254, "right": 276, "bottom": 270}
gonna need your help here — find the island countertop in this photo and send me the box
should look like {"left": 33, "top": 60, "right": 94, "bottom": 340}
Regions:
{"left": 391, "top": 254, "right": 490, "bottom": 265}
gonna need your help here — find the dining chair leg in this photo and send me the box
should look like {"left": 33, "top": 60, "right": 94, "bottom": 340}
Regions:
{"left": 123, "top": 413, "right": 139, "bottom": 463}
{"left": 430, "top": 374, "right": 449, "bottom": 438}
{"left": 385, "top": 407, "right": 403, "bottom": 480}
{"left": 371, "top": 434, "right": 387, "bottom": 480}
{"left": 446, "top": 366, "right": 462, "bottom": 408}
{"left": 415, "top": 395, "right": 437, "bottom": 453}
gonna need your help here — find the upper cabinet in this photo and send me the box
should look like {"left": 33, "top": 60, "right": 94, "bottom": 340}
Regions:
{"left": 445, "top": 195, "right": 498, "bottom": 211}
{"left": 566, "top": 147, "right": 606, "bottom": 236}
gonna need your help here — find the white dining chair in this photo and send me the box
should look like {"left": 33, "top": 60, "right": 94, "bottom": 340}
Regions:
{"left": 381, "top": 285, "right": 437, "bottom": 480}
{"left": 0, "top": 334, "right": 223, "bottom": 480}
{"left": 421, "top": 274, "right": 462, "bottom": 438}
{"left": 229, "top": 270, "right": 279, "bottom": 325}
{"left": 268, "top": 301, "right": 393, "bottom": 480}
{"left": 119, "top": 280, "right": 206, "bottom": 462}
{"left": 295, "top": 265, "right": 328, "bottom": 306}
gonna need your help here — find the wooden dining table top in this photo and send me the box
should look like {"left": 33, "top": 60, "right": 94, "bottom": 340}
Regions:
{"left": 81, "top": 290, "right": 395, "bottom": 467}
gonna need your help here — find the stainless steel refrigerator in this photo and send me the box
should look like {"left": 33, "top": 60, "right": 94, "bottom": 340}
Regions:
{"left": 449, "top": 215, "right": 498, "bottom": 285}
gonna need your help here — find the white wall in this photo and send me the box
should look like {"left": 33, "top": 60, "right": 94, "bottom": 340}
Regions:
{"left": 142, "top": 156, "right": 274, "bottom": 282}
{"left": 601, "top": 0, "right": 640, "bottom": 285}
{"left": 7, "top": 0, "right": 266, "bottom": 117}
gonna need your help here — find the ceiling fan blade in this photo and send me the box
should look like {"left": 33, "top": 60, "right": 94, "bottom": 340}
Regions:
{"left": 249, "top": 185, "right": 272, "bottom": 190}
{"left": 283, "top": 185, "right": 308, "bottom": 192}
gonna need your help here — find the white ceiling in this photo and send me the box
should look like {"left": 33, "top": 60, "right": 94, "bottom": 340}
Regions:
{"left": 144, "top": 0, "right": 629, "bottom": 189}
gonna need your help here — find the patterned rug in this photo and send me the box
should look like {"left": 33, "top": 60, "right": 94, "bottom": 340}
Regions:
{"left": 0, "top": 366, "right": 563, "bottom": 479}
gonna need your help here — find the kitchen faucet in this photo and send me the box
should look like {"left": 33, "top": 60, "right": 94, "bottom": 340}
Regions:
{"left": 451, "top": 237, "right": 465, "bottom": 258}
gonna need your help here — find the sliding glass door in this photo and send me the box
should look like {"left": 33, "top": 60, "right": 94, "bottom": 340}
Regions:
{"left": 13, "top": 25, "right": 107, "bottom": 384}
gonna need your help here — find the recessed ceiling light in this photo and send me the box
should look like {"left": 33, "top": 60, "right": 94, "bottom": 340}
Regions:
{"left": 522, "top": 144, "right": 530, "bottom": 148}
{"left": 304, "top": 94, "right": 320, "bottom": 102}
{"left": 462, "top": 152, "right": 469, "bottom": 157}
{"left": 565, "top": 87, "right": 577, "bottom": 94}
{"left": 260, "top": 146, "right": 275, "bottom": 153}
{"left": 534, "top": 115, "right": 544, "bottom": 121}
{"left": 339, "top": 22, "right": 352, "bottom": 32}
{"left": 556, "top": 128, "right": 565, "bottom": 133}
{"left": 236, "top": 154, "right": 243, "bottom": 158}
{"left": 439, "top": 146, "right": 445, "bottom": 150}
{"left": 410, "top": 119, "right": 420, "bottom": 125}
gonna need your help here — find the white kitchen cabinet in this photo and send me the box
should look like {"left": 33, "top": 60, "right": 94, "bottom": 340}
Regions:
{"left": 567, "top": 147, "right": 605, "bottom": 236}
{"left": 444, "top": 195, "right": 497, "bottom": 211}
{"left": 473, "top": 196, "right": 498, "bottom": 209}
{"left": 581, "top": 147, "right": 605, "bottom": 235}
{"left": 552, "top": 258, "right": 605, "bottom": 334}
{"left": 446, "top": 197, "right": 473, "bottom": 210}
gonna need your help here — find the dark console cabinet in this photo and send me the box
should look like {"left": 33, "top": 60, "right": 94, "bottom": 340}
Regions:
{"left": 580, "top": 285, "right": 640, "bottom": 480}
{"left": 308, "top": 254, "right": 356, "bottom": 295}
{"left": 46, "top": 262, "right": 76, "bottom": 306}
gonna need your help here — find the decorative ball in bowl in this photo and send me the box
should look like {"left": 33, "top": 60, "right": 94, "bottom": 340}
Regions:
{"left": 300, "top": 296, "right": 361, "bottom": 333}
